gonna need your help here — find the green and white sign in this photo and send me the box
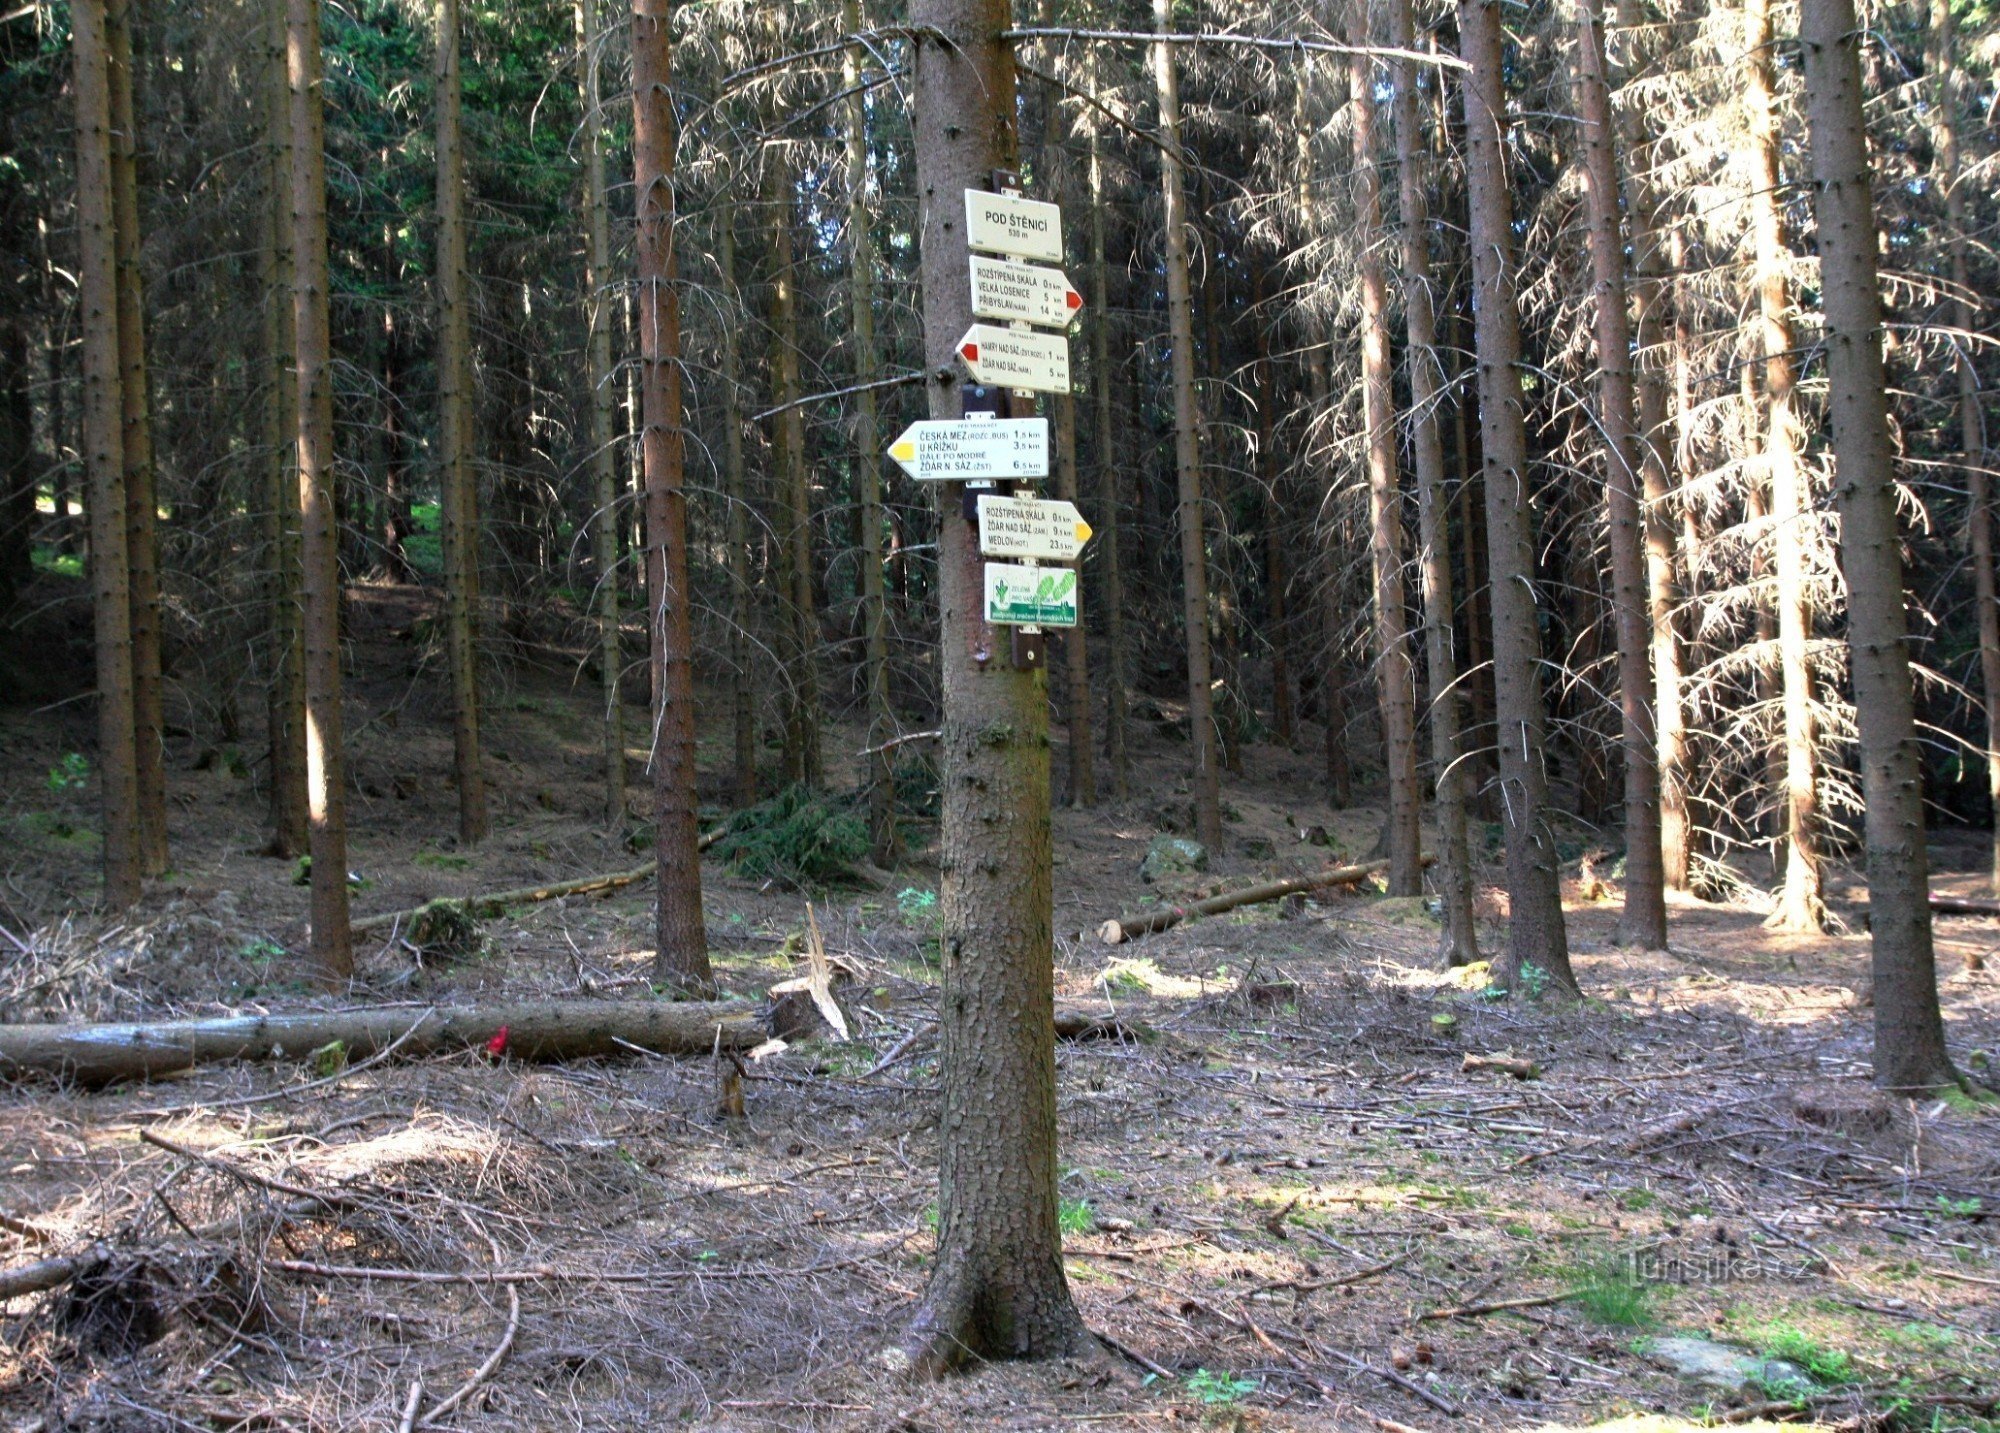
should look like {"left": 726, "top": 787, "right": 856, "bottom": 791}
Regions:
{"left": 983, "top": 562, "right": 1078, "bottom": 629}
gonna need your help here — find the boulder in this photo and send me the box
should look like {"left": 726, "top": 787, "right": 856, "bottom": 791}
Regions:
{"left": 1140, "top": 835, "right": 1209, "bottom": 883}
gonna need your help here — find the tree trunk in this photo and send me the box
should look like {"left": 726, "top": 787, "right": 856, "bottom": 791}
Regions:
{"left": 716, "top": 190, "right": 758, "bottom": 811}
{"left": 1576, "top": 0, "right": 1667, "bottom": 948}
{"left": 106, "top": 0, "right": 166, "bottom": 879}
{"left": 1391, "top": 0, "right": 1479, "bottom": 965}
{"left": 435, "top": 0, "right": 486, "bottom": 845}
{"left": 289, "top": 0, "right": 352, "bottom": 983}
{"left": 1458, "top": 0, "right": 1574, "bottom": 995}
{"left": 1615, "top": 0, "right": 1690, "bottom": 894}
{"left": 845, "top": 0, "right": 899, "bottom": 859}
{"left": 632, "top": 0, "right": 712, "bottom": 998}
{"left": 1153, "top": 0, "right": 1223, "bottom": 853}
{"left": 1347, "top": 24, "right": 1422, "bottom": 897}
{"left": 894, "top": 0, "right": 1083, "bottom": 1372}
{"left": 1927, "top": 0, "right": 1999, "bottom": 893}
{"left": 1054, "top": 391, "right": 1096, "bottom": 807}
{"left": 1087, "top": 78, "right": 1128, "bottom": 797}
{"left": 1748, "top": 0, "right": 1825, "bottom": 932}
{"left": 73, "top": 0, "right": 142, "bottom": 910}
{"left": 261, "top": 0, "right": 306, "bottom": 860}
{"left": 767, "top": 146, "right": 821, "bottom": 791}
{"left": 1799, "top": 0, "right": 1956, "bottom": 1091}
{"left": 576, "top": 0, "right": 625, "bottom": 828}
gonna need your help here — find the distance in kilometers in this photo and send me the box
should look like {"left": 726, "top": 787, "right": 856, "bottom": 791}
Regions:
{"left": 976, "top": 495, "right": 1091, "bottom": 562}
{"left": 963, "top": 189, "right": 1064, "bottom": 263}
{"left": 956, "top": 324, "right": 1071, "bottom": 393}
{"left": 984, "top": 563, "right": 1078, "bottom": 628}
{"left": 886, "top": 418, "right": 1048, "bottom": 481}
{"left": 969, "top": 254, "right": 1082, "bottom": 329}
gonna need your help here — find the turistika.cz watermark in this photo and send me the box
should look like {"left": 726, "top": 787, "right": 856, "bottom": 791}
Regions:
{"left": 1624, "top": 1250, "right": 1815, "bottom": 1283}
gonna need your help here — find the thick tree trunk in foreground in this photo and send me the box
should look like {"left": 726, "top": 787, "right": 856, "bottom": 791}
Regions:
{"left": 1927, "top": 0, "right": 2000, "bottom": 894}
{"left": 74, "top": 0, "right": 142, "bottom": 910}
{"left": 289, "top": 0, "right": 352, "bottom": 983}
{"left": 1749, "top": 0, "right": 1825, "bottom": 933}
{"left": 632, "top": 0, "right": 712, "bottom": 997}
{"left": 845, "top": 0, "right": 899, "bottom": 859}
{"left": 1391, "top": 0, "right": 1478, "bottom": 965}
{"left": 1459, "top": 0, "right": 1573, "bottom": 995}
{"left": 0, "top": 1000, "right": 764, "bottom": 1088}
{"left": 106, "top": 0, "right": 166, "bottom": 879}
{"left": 894, "top": 0, "right": 1083, "bottom": 1373}
{"left": 1799, "top": 0, "right": 1956, "bottom": 1092}
{"left": 1153, "top": 0, "right": 1223, "bottom": 853}
{"left": 1576, "top": 0, "right": 1666, "bottom": 949}
{"left": 436, "top": 0, "right": 486, "bottom": 846}
{"left": 1087, "top": 87, "right": 1128, "bottom": 797}
{"left": 579, "top": 0, "right": 625, "bottom": 828}
{"left": 1347, "top": 31, "right": 1422, "bottom": 897}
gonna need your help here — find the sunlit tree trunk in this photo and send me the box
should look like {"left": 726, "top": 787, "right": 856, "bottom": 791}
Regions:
{"left": 435, "top": 0, "right": 486, "bottom": 844}
{"left": 289, "top": 0, "right": 352, "bottom": 982}
{"left": 261, "top": 0, "right": 307, "bottom": 860}
{"left": 1798, "top": 0, "right": 1956, "bottom": 1093}
{"left": 578, "top": 0, "right": 624, "bottom": 827}
{"left": 845, "top": 0, "right": 899, "bottom": 857}
{"left": 1087, "top": 79, "right": 1128, "bottom": 797}
{"left": 1577, "top": 0, "right": 1667, "bottom": 947}
{"left": 716, "top": 189, "right": 758, "bottom": 812}
{"left": 1391, "top": 0, "right": 1478, "bottom": 964}
{"left": 1459, "top": 0, "right": 1573, "bottom": 994}
{"left": 1927, "top": 0, "right": 1999, "bottom": 894}
{"left": 106, "top": 0, "right": 165, "bottom": 878}
{"left": 74, "top": 0, "right": 142, "bottom": 909}
{"left": 1153, "top": 0, "right": 1222, "bottom": 852}
{"left": 632, "top": 0, "right": 712, "bottom": 997}
{"left": 767, "top": 145, "right": 821, "bottom": 790}
{"left": 894, "top": 0, "right": 1082, "bottom": 1372}
{"left": 1748, "top": 0, "right": 1824, "bottom": 932}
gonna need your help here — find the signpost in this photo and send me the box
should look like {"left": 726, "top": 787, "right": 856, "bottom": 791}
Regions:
{"left": 963, "top": 189, "right": 1064, "bottom": 263}
{"left": 887, "top": 417, "right": 1048, "bottom": 481}
{"left": 955, "top": 324, "right": 1070, "bottom": 394}
{"left": 983, "top": 563, "right": 1078, "bottom": 628}
{"left": 976, "top": 495, "right": 1091, "bottom": 562}
{"left": 969, "top": 255, "right": 1083, "bottom": 330}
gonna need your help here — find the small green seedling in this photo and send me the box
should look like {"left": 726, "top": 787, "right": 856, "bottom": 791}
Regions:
{"left": 1058, "top": 1198, "right": 1095, "bottom": 1234}
{"left": 1185, "top": 1368, "right": 1257, "bottom": 1407}
{"left": 47, "top": 752, "right": 89, "bottom": 794}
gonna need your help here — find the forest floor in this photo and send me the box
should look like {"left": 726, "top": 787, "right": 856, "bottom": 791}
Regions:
{"left": 1, "top": 580, "right": 1998, "bottom": 1432}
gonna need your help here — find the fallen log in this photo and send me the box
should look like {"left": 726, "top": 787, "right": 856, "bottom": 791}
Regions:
{"left": 1928, "top": 892, "right": 2000, "bottom": 917}
{"left": 351, "top": 832, "right": 723, "bottom": 936}
{"left": 1096, "top": 856, "right": 1430, "bottom": 944}
{"left": 0, "top": 998, "right": 764, "bottom": 1088}
{"left": 0, "top": 1248, "right": 104, "bottom": 1302}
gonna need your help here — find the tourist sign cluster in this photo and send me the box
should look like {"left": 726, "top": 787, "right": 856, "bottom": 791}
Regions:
{"left": 887, "top": 417, "right": 1048, "bottom": 482}
{"left": 969, "top": 255, "right": 1082, "bottom": 329}
{"left": 976, "top": 495, "right": 1091, "bottom": 563}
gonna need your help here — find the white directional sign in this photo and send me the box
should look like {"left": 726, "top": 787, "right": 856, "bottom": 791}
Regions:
{"left": 977, "top": 495, "right": 1092, "bottom": 562}
{"left": 964, "top": 189, "right": 1065, "bottom": 263}
{"left": 984, "top": 563, "right": 1079, "bottom": 628}
{"left": 886, "top": 418, "right": 1049, "bottom": 481}
{"left": 969, "top": 255, "right": 1083, "bottom": 329}
{"left": 956, "top": 324, "right": 1071, "bottom": 394}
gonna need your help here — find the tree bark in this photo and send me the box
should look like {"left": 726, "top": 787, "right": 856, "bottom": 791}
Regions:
{"left": 1927, "top": 0, "right": 1998, "bottom": 894}
{"left": 632, "top": 0, "right": 712, "bottom": 998}
{"left": 1798, "top": 0, "right": 1956, "bottom": 1092}
{"left": 1458, "top": 0, "right": 1574, "bottom": 995}
{"left": 1054, "top": 390, "right": 1096, "bottom": 807}
{"left": 845, "top": 0, "right": 900, "bottom": 858}
{"left": 895, "top": 0, "right": 1083, "bottom": 1372}
{"left": 578, "top": 0, "right": 625, "bottom": 828}
{"left": 767, "top": 146, "right": 822, "bottom": 791}
{"left": 1086, "top": 73, "right": 1128, "bottom": 797}
{"left": 1576, "top": 0, "right": 1667, "bottom": 948}
{"left": 716, "top": 189, "right": 759, "bottom": 811}
{"left": 73, "top": 0, "right": 142, "bottom": 910}
{"left": 1390, "top": 0, "right": 1479, "bottom": 965}
{"left": 1153, "top": 0, "right": 1223, "bottom": 853}
{"left": 1347, "top": 23, "right": 1423, "bottom": 897}
{"left": 435, "top": 0, "right": 486, "bottom": 846}
{"left": 289, "top": 0, "right": 352, "bottom": 983}
{"left": 262, "top": 0, "right": 307, "bottom": 860}
{"left": 106, "top": 0, "right": 166, "bottom": 879}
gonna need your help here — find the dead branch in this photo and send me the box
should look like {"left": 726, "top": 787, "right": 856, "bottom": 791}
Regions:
{"left": 1097, "top": 857, "right": 1422, "bottom": 943}
{"left": 1416, "top": 1291, "right": 1571, "bottom": 1321}
{"left": 1001, "top": 26, "right": 1470, "bottom": 70}
{"left": 351, "top": 838, "right": 720, "bottom": 936}
{"left": 1928, "top": 892, "right": 2000, "bottom": 917}
{"left": 1459, "top": 1053, "right": 1539, "bottom": 1080}
{"left": 0, "top": 998, "right": 766, "bottom": 1086}
{"left": 1052, "top": 1007, "right": 1153, "bottom": 1041}
{"left": 0, "top": 1247, "right": 105, "bottom": 1302}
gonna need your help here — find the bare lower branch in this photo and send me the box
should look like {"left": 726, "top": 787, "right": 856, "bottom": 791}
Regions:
{"left": 1002, "top": 26, "right": 1470, "bottom": 71}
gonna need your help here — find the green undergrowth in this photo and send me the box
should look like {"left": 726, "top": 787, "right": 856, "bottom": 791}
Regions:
{"left": 711, "top": 784, "right": 871, "bottom": 886}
